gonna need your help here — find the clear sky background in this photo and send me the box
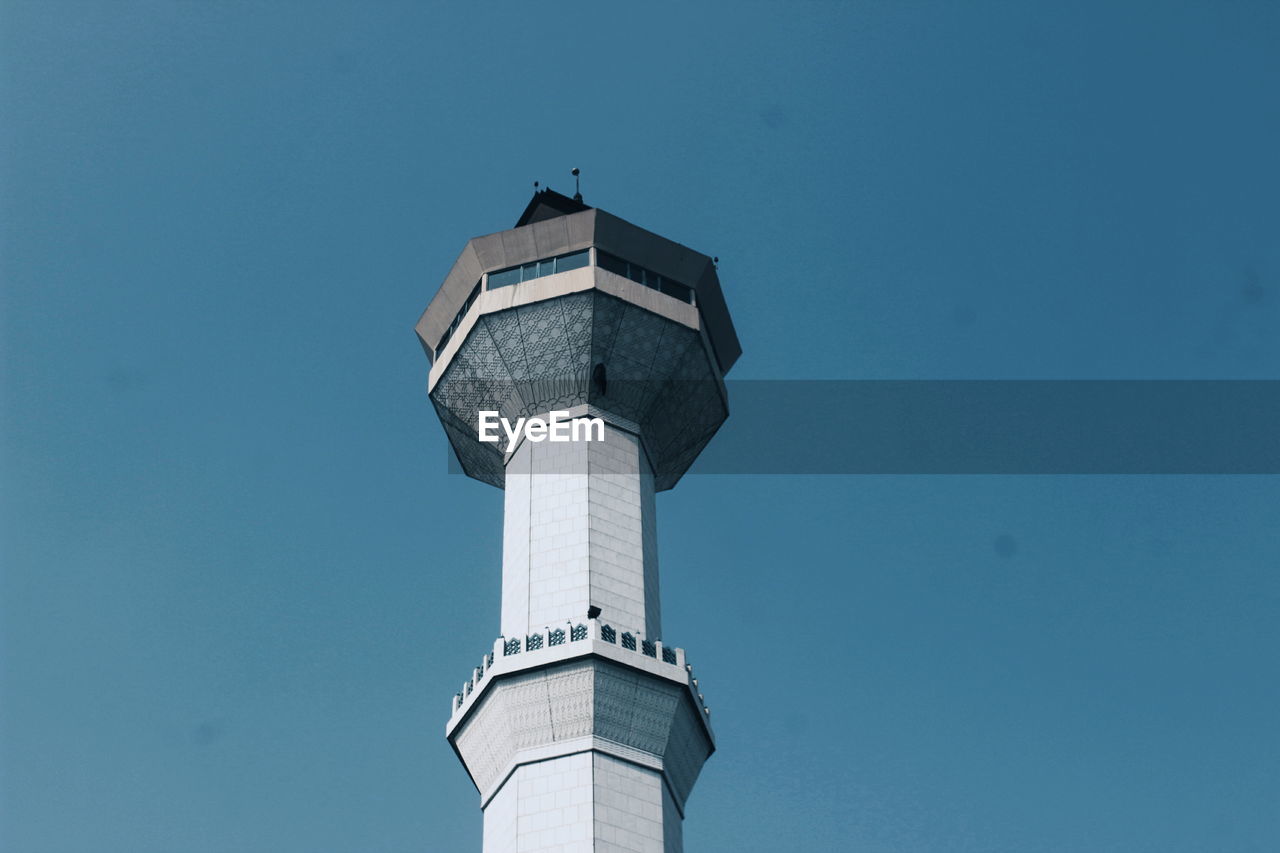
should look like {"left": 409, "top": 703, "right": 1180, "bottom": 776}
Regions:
{"left": 3, "top": 2, "right": 1278, "bottom": 851}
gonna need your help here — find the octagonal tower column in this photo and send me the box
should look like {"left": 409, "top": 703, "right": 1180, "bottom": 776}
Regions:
{"left": 501, "top": 414, "right": 660, "bottom": 642}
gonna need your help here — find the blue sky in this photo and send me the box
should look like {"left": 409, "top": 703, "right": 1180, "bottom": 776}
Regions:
{"left": 2, "top": 2, "right": 1278, "bottom": 851}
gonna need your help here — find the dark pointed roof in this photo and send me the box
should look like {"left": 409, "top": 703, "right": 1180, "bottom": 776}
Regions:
{"left": 515, "top": 187, "right": 591, "bottom": 227}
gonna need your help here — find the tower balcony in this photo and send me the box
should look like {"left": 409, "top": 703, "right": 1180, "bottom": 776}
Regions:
{"left": 445, "top": 618, "right": 714, "bottom": 814}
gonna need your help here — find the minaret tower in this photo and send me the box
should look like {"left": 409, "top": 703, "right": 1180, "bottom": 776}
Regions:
{"left": 417, "top": 186, "right": 741, "bottom": 852}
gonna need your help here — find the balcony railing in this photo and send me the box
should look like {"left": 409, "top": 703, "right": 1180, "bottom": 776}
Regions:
{"left": 449, "top": 620, "right": 707, "bottom": 722}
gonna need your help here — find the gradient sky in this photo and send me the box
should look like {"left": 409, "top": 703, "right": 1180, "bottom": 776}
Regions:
{"left": 3, "top": 2, "right": 1278, "bottom": 852}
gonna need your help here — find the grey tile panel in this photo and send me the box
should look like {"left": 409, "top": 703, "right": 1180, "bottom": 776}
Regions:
{"left": 431, "top": 291, "right": 727, "bottom": 490}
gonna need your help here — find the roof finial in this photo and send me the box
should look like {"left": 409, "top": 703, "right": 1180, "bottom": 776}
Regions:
{"left": 571, "top": 167, "right": 582, "bottom": 202}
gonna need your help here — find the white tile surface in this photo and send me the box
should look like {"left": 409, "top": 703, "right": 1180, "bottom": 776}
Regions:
{"left": 452, "top": 657, "right": 711, "bottom": 809}
{"left": 501, "top": 422, "right": 661, "bottom": 640}
{"left": 482, "top": 751, "right": 681, "bottom": 852}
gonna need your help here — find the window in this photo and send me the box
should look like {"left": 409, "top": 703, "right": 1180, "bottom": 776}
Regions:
{"left": 488, "top": 267, "right": 521, "bottom": 289}
{"left": 660, "top": 278, "right": 693, "bottom": 303}
{"left": 556, "top": 250, "right": 589, "bottom": 272}
{"left": 486, "top": 249, "right": 590, "bottom": 290}
{"left": 595, "top": 250, "right": 696, "bottom": 305}
{"left": 597, "top": 250, "right": 628, "bottom": 278}
{"left": 439, "top": 247, "right": 697, "bottom": 361}
{"left": 437, "top": 281, "right": 481, "bottom": 356}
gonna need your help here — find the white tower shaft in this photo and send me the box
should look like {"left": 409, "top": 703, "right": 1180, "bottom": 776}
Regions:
{"left": 481, "top": 419, "right": 684, "bottom": 851}
{"left": 501, "top": 417, "right": 661, "bottom": 641}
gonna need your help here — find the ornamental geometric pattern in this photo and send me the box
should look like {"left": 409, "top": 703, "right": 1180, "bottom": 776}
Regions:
{"left": 431, "top": 291, "right": 727, "bottom": 490}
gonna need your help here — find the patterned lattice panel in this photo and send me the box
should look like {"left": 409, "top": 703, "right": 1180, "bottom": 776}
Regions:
{"left": 431, "top": 291, "right": 726, "bottom": 489}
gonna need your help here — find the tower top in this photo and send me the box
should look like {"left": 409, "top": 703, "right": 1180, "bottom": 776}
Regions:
{"left": 417, "top": 193, "right": 742, "bottom": 489}
{"left": 418, "top": 204, "right": 740, "bottom": 375}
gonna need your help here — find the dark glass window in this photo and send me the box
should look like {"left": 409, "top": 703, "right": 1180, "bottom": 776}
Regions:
{"left": 488, "top": 249, "right": 694, "bottom": 308}
{"left": 436, "top": 281, "right": 481, "bottom": 356}
{"left": 660, "top": 279, "right": 693, "bottom": 303}
{"left": 597, "top": 250, "right": 696, "bottom": 304}
{"left": 555, "top": 250, "right": 589, "bottom": 272}
{"left": 488, "top": 267, "right": 521, "bottom": 289}
{"left": 490, "top": 250, "right": 589, "bottom": 290}
{"left": 597, "top": 250, "right": 628, "bottom": 278}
